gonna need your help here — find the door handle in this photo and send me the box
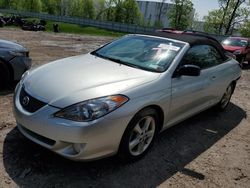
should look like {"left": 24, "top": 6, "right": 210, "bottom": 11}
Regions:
{"left": 211, "top": 76, "right": 216, "bottom": 80}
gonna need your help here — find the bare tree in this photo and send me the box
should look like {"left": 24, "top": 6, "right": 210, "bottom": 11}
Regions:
{"left": 225, "top": 0, "right": 245, "bottom": 34}
{"left": 218, "top": 0, "right": 230, "bottom": 34}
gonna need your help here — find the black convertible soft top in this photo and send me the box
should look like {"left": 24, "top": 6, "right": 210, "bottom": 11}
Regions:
{"left": 146, "top": 31, "right": 228, "bottom": 61}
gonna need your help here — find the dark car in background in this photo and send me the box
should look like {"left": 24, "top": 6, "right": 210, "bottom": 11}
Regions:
{"left": 222, "top": 37, "right": 250, "bottom": 65}
{"left": 0, "top": 39, "right": 31, "bottom": 89}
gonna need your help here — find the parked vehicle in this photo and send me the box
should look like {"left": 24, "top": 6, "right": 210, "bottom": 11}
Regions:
{"left": 0, "top": 39, "right": 31, "bottom": 89}
{"left": 1, "top": 15, "right": 25, "bottom": 27}
{"left": 22, "top": 22, "right": 45, "bottom": 31}
{"left": 222, "top": 37, "right": 250, "bottom": 65}
{"left": 13, "top": 32, "right": 241, "bottom": 162}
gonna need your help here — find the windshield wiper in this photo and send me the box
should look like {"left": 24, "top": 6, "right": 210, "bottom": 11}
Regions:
{"left": 91, "top": 51, "right": 126, "bottom": 64}
{"left": 91, "top": 51, "right": 159, "bottom": 72}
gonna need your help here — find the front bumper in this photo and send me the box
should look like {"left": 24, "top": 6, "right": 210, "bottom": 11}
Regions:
{"left": 13, "top": 84, "right": 132, "bottom": 161}
{"left": 9, "top": 56, "right": 32, "bottom": 81}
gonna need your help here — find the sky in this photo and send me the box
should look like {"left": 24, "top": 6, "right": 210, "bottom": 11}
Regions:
{"left": 192, "top": 0, "right": 219, "bottom": 20}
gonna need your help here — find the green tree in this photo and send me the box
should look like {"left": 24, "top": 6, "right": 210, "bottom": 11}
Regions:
{"left": 0, "top": 0, "right": 21, "bottom": 9}
{"left": 96, "top": 0, "right": 106, "bottom": 20}
{"left": 204, "top": 0, "right": 249, "bottom": 35}
{"left": 21, "top": 0, "right": 42, "bottom": 12}
{"left": 123, "top": 0, "right": 141, "bottom": 24}
{"left": 225, "top": 0, "right": 245, "bottom": 34}
{"left": 68, "top": 0, "right": 95, "bottom": 19}
{"left": 83, "top": 0, "right": 95, "bottom": 19}
{"left": 114, "top": 0, "right": 124, "bottom": 22}
{"left": 104, "top": 0, "right": 141, "bottom": 24}
{"left": 203, "top": 10, "right": 223, "bottom": 34}
{"left": 60, "top": 0, "right": 70, "bottom": 16}
{"left": 240, "top": 20, "right": 250, "bottom": 37}
{"left": 103, "top": 0, "right": 115, "bottom": 21}
{"left": 41, "top": 0, "right": 61, "bottom": 15}
{"left": 168, "top": 0, "right": 194, "bottom": 30}
{"left": 68, "top": 0, "right": 84, "bottom": 17}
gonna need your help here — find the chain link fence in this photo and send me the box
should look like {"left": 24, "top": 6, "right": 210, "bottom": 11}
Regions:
{"left": 0, "top": 9, "right": 228, "bottom": 41}
{"left": 0, "top": 9, "right": 155, "bottom": 34}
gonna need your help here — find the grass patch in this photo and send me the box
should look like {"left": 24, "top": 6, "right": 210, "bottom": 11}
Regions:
{"left": 6, "top": 17, "right": 125, "bottom": 37}
{"left": 46, "top": 21, "right": 125, "bottom": 37}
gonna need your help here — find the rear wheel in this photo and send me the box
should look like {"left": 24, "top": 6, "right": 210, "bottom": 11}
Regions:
{"left": 215, "top": 83, "right": 234, "bottom": 111}
{"left": 0, "top": 61, "right": 10, "bottom": 90}
{"left": 118, "top": 108, "right": 160, "bottom": 162}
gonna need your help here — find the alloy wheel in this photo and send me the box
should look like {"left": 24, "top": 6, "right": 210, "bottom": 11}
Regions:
{"left": 128, "top": 116, "right": 156, "bottom": 156}
{"left": 220, "top": 85, "right": 233, "bottom": 109}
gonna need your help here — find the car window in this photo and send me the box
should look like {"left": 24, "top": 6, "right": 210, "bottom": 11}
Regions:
{"left": 181, "top": 45, "right": 224, "bottom": 69}
{"left": 222, "top": 38, "right": 248, "bottom": 47}
{"left": 91, "top": 35, "right": 185, "bottom": 72}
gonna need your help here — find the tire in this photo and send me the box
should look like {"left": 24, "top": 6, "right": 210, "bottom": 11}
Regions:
{"left": 215, "top": 83, "right": 234, "bottom": 111}
{"left": 118, "top": 108, "right": 160, "bottom": 162}
{"left": 238, "top": 56, "right": 245, "bottom": 66}
{"left": 0, "top": 61, "right": 10, "bottom": 90}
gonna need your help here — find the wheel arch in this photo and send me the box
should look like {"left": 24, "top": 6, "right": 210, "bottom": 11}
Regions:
{"left": 142, "top": 105, "right": 164, "bottom": 132}
{"left": 117, "top": 104, "right": 165, "bottom": 161}
{"left": 128, "top": 104, "right": 165, "bottom": 133}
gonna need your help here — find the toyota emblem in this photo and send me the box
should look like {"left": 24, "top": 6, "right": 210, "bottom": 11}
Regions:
{"left": 22, "top": 96, "right": 30, "bottom": 106}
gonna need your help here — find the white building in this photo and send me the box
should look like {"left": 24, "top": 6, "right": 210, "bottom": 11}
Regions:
{"left": 136, "top": 0, "right": 175, "bottom": 27}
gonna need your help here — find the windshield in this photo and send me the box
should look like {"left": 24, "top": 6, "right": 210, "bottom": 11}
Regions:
{"left": 222, "top": 38, "right": 248, "bottom": 47}
{"left": 91, "top": 35, "right": 185, "bottom": 72}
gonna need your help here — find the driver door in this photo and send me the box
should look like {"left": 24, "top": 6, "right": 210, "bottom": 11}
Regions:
{"left": 167, "top": 45, "right": 221, "bottom": 126}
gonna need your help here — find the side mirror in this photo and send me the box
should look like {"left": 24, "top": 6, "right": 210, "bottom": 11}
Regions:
{"left": 176, "top": 65, "right": 201, "bottom": 77}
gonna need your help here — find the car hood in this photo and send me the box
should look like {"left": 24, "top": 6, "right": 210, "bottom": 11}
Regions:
{"left": 23, "top": 53, "right": 160, "bottom": 108}
{"left": 0, "top": 39, "right": 27, "bottom": 51}
{"left": 222, "top": 45, "right": 244, "bottom": 52}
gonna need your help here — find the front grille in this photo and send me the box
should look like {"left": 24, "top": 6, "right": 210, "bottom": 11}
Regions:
{"left": 20, "top": 125, "right": 56, "bottom": 146}
{"left": 19, "top": 87, "right": 47, "bottom": 113}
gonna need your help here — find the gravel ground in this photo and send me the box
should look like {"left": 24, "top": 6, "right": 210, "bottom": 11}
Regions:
{"left": 0, "top": 28, "right": 249, "bottom": 188}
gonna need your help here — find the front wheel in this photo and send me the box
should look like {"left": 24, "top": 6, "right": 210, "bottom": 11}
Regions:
{"left": 118, "top": 108, "right": 160, "bottom": 162}
{"left": 215, "top": 84, "right": 234, "bottom": 111}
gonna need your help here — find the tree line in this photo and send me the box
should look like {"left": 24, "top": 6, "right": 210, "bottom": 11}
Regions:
{"left": 204, "top": 0, "right": 250, "bottom": 36}
{"left": 0, "top": 0, "right": 195, "bottom": 29}
{"left": 1, "top": 0, "right": 250, "bottom": 36}
{"left": 0, "top": 0, "right": 141, "bottom": 25}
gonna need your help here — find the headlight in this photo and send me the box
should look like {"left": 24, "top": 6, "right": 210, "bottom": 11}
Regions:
{"left": 233, "top": 50, "right": 242, "bottom": 55}
{"left": 54, "top": 95, "right": 129, "bottom": 122}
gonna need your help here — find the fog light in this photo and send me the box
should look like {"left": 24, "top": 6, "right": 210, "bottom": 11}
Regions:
{"left": 73, "top": 143, "right": 85, "bottom": 153}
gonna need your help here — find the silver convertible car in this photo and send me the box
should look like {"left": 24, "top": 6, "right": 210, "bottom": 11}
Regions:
{"left": 13, "top": 32, "right": 241, "bottom": 161}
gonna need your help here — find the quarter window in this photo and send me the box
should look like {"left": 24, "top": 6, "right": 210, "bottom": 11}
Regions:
{"left": 181, "top": 45, "right": 224, "bottom": 69}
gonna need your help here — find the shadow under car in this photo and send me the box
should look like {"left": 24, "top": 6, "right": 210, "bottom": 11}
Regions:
{"left": 3, "top": 102, "right": 246, "bottom": 188}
